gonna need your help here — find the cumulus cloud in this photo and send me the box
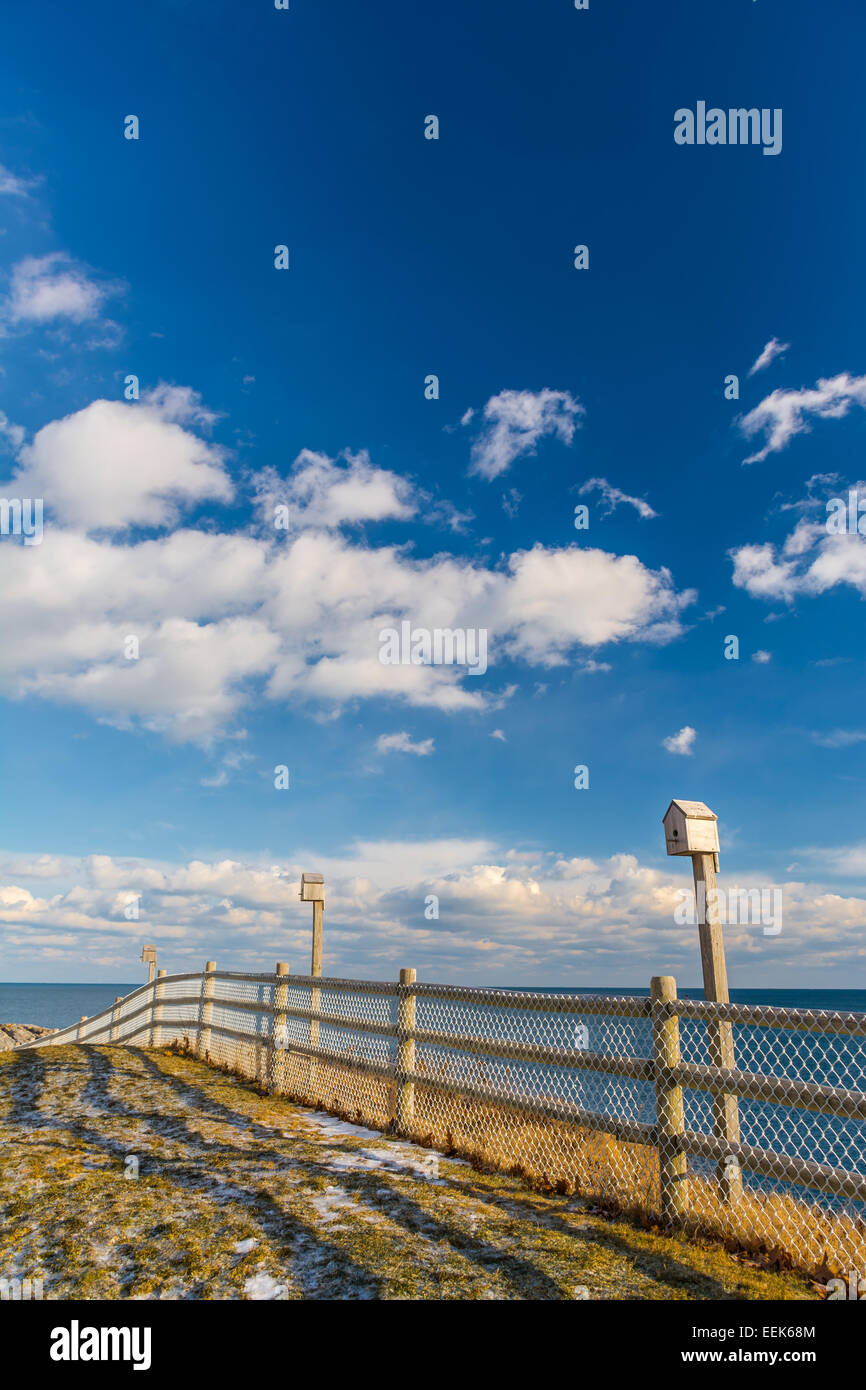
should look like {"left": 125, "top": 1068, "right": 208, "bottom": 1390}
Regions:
{"left": 376, "top": 732, "right": 435, "bottom": 756}
{"left": 731, "top": 481, "right": 866, "bottom": 603}
{"left": 281, "top": 449, "right": 416, "bottom": 529}
{"left": 739, "top": 372, "right": 866, "bottom": 463}
{"left": 748, "top": 336, "right": 790, "bottom": 376}
{"left": 10, "top": 388, "right": 232, "bottom": 531}
{"left": 0, "top": 383, "right": 696, "bottom": 742}
{"left": 2, "top": 842, "right": 864, "bottom": 984}
{"left": 578, "top": 477, "right": 657, "bottom": 519}
{"left": 663, "top": 726, "right": 696, "bottom": 756}
{"left": 467, "top": 388, "right": 583, "bottom": 480}
{"left": 496, "top": 545, "right": 694, "bottom": 663}
{"left": 0, "top": 518, "right": 694, "bottom": 741}
{"left": 4, "top": 253, "right": 118, "bottom": 327}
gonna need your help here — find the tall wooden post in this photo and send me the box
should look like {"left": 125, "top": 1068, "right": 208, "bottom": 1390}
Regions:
{"left": 77, "top": 1015, "right": 87, "bottom": 1042}
{"left": 663, "top": 799, "right": 742, "bottom": 1205}
{"left": 692, "top": 854, "right": 742, "bottom": 1203}
{"left": 271, "top": 961, "right": 290, "bottom": 1095}
{"left": 396, "top": 967, "right": 417, "bottom": 1134}
{"left": 199, "top": 961, "right": 216, "bottom": 1061}
{"left": 151, "top": 968, "right": 166, "bottom": 1048}
{"left": 650, "top": 976, "right": 689, "bottom": 1223}
{"left": 300, "top": 874, "right": 325, "bottom": 1097}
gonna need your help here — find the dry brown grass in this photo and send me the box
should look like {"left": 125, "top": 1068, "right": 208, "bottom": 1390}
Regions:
{"left": 164, "top": 1037, "right": 865, "bottom": 1283}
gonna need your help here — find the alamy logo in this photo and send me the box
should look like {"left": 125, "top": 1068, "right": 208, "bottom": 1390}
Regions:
{"left": 0, "top": 497, "right": 43, "bottom": 545}
{"left": 826, "top": 491, "right": 866, "bottom": 534}
{"left": 0, "top": 1275, "right": 43, "bottom": 1300}
{"left": 674, "top": 103, "right": 782, "bottom": 156}
{"left": 674, "top": 883, "right": 782, "bottom": 936}
{"left": 50, "top": 1320, "right": 152, "bottom": 1371}
{"left": 379, "top": 622, "right": 487, "bottom": 676}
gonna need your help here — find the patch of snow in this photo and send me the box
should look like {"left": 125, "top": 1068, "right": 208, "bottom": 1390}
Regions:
{"left": 301, "top": 1114, "right": 380, "bottom": 1140}
{"left": 233, "top": 1238, "right": 258, "bottom": 1255}
{"left": 310, "top": 1185, "right": 356, "bottom": 1224}
{"left": 358, "top": 1146, "right": 447, "bottom": 1180}
{"left": 243, "top": 1271, "right": 288, "bottom": 1300}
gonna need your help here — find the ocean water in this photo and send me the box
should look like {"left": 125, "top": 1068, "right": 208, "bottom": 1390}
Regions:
{"left": 1, "top": 981, "right": 865, "bottom": 1030}
{"left": 0, "top": 983, "right": 141, "bottom": 1030}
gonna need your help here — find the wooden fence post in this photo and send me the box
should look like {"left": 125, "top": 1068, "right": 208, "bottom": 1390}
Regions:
{"left": 199, "top": 961, "right": 216, "bottom": 1060}
{"left": 650, "top": 975, "right": 689, "bottom": 1224}
{"left": 271, "top": 962, "right": 290, "bottom": 1095}
{"left": 396, "top": 967, "right": 417, "bottom": 1134}
{"left": 300, "top": 874, "right": 325, "bottom": 1098}
{"left": 109, "top": 996, "right": 123, "bottom": 1043}
{"left": 663, "top": 800, "right": 743, "bottom": 1205}
{"left": 691, "top": 853, "right": 743, "bottom": 1204}
{"left": 151, "top": 968, "right": 166, "bottom": 1048}
{"left": 77, "top": 1015, "right": 87, "bottom": 1042}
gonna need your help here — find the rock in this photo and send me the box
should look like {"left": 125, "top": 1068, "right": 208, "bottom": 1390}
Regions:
{"left": 0, "top": 1023, "right": 58, "bottom": 1050}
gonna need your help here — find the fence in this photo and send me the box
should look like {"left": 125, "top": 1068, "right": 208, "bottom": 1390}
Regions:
{"left": 24, "top": 965, "right": 866, "bottom": 1279}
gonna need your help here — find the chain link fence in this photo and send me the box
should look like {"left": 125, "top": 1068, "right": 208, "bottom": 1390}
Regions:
{"left": 24, "top": 967, "right": 866, "bottom": 1279}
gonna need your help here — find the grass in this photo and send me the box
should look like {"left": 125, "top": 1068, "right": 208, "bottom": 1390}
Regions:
{"left": 233, "top": 1042, "right": 864, "bottom": 1284}
{"left": 0, "top": 1043, "right": 822, "bottom": 1300}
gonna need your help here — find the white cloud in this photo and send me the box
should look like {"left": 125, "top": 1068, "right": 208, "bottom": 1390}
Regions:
{"left": 811, "top": 730, "right": 866, "bottom": 749}
{"left": 496, "top": 544, "right": 694, "bottom": 663}
{"left": 578, "top": 477, "right": 657, "bottom": 519}
{"left": 0, "top": 162, "right": 38, "bottom": 198}
{"left": 490, "top": 728, "right": 507, "bottom": 742}
{"left": 5, "top": 253, "right": 117, "bottom": 326}
{"left": 752, "top": 650, "right": 772, "bottom": 664}
{"left": 280, "top": 449, "right": 416, "bottom": 529}
{"left": 662, "top": 725, "right": 696, "bottom": 756}
{"left": 748, "top": 336, "right": 790, "bottom": 376}
{"left": 0, "top": 522, "right": 693, "bottom": 741}
{"left": 740, "top": 372, "right": 866, "bottom": 463}
{"left": 10, "top": 388, "right": 232, "bottom": 531}
{"left": 3, "top": 841, "right": 865, "bottom": 984}
{"left": 0, "top": 385, "right": 695, "bottom": 742}
{"left": 731, "top": 482, "right": 866, "bottom": 603}
{"left": 0, "top": 410, "right": 25, "bottom": 450}
{"left": 467, "top": 388, "right": 583, "bottom": 480}
{"left": 376, "top": 732, "right": 435, "bottom": 756}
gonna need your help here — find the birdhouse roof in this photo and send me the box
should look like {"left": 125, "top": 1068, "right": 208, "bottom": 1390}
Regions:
{"left": 664, "top": 799, "right": 717, "bottom": 821}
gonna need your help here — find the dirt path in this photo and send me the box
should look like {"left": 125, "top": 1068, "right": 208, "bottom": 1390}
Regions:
{"left": 0, "top": 1045, "right": 814, "bottom": 1301}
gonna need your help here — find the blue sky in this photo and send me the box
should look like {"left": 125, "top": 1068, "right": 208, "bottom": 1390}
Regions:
{"left": 2, "top": 0, "right": 866, "bottom": 987}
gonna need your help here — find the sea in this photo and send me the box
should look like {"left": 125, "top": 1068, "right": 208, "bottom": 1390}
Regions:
{"left": 2, "top": 980, "right": 864, "bottom": 1030}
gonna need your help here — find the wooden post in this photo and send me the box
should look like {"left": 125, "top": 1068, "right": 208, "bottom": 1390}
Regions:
{"left": 199, "top": 961, "right": 216, "bottom": 1061}
{"left": 110, "top": 996, "right": 123, "bottom": 1043}
{"left": 141, "top": 944, "right": 157, "bottom": 985}
{"left": 77, "top": 1015, "right": 87, "bottom": 1043}
{"left": 271, "top": 962, "right": 290, "bottom": 1095}
{"left": 300, "top": 874, "right": 325, "bottom": 1096}
{"left": 308, "top": 911, "right": 321, "bottom": 1097}
{"left": 151, "top": 968, "right": 166, "bottom": 1048}
{"left": 691, "top": 853, "right": 743, "bottom": 1203}
{"left": 650, "top": 976, "right": 689, "bottom": 1224}
{"left": 396, "top": 968, "right": 417, "bottom": 1134}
